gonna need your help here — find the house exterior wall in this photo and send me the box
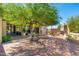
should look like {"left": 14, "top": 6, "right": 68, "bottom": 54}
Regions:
{"left": 0, "top": 18, "right": 7, "bottom": 43}
{"left": 60, "top": 24, "right": 70, "bottom": 35}
{"left": 2, "top": 21, "right": 6, "bottom": 36}
{"left": 39, "top": 26, "right": 47, "bottom": 35}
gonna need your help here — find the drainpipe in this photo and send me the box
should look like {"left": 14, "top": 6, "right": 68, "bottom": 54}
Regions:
{"left": 0, "top": 17, "right": 2, "bottom": 44}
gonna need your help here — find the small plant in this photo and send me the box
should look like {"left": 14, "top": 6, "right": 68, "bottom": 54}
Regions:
{"left": 2, "top": 35, "right": 12, "bottom": 43}
{"left": 66, "top": 34, "right": 75, "bottom": 41}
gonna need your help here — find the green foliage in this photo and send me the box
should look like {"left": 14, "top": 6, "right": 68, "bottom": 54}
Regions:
{"left": 0, "top": 3, "right": 59, "bottom": 33}
{"left": 66, "top": 34, "right": 77, "bottom": 42}
{"left": 67, "top": 16, "right": 79, "bottom": 33}
{"left": 25, "top": 3, "right": 59, "bottom": 26}
{"left": 0, "top": 3, "right": 4, "bottom": 17}
{"left": 1, "top": 3, "right": 59, "bottom": 26}
{"left": 2, "top": 35, "right": 12, "bottom": 43}
{"left": 66, "top": 35, "right": 74, "bottom": 41}
{"left": 2, "top": 4, "right": 27, "bottom": 26}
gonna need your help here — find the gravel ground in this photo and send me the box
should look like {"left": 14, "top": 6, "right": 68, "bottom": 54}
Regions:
{"left": 1, "top": 36, "right": 79, "bottom": 56}
{"left": 0, "top": 45, "right": 6, "bottom": 56}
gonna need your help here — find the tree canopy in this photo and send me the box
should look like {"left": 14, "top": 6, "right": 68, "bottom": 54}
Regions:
{"left": 25, "top": 3, "right": 59, "bottom": 25}
{"left": 0, "top": 4, "right": 4, "bottom": 17}
{"left": 1, "top": 3, "right": 59, "bottom": 28}
{"left": 67, "top": 16, "right": 79, "bottom": 33}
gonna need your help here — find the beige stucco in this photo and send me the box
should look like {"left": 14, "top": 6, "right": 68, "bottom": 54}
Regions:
{"left": 2, "top": 21, "right": 6, "bottom": 36}
{"left": 39, "top": 26, "right": 47, "bottom": 35}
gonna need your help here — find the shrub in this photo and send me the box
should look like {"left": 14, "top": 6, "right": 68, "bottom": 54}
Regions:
{"left": 66, "top": 34, "right": 76, "bottom": 42}
{"left": 2, "top": 35, "right": 12, "bottom": 43}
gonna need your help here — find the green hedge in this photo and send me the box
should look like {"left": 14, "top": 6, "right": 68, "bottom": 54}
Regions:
{"left": 2, "top": 35, "right": 12, "bottom": 43}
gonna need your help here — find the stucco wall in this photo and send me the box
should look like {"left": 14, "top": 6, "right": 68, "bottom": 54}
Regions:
{"left": 2, "top": 21, "right": 6, "bottom": 36}
{"left": 39, "top": 26, "right": 47, "bottom": 35}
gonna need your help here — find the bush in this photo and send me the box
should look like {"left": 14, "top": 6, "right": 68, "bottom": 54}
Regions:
{"left": 2, "top": 35, "right": 12, "bottom": 43}
{"left": 66, "top": 34, "right": 76, "bottom": 42}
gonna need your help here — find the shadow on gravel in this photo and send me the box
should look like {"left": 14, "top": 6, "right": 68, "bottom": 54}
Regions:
{"left": 3, "top": 36, "right": 79, "bottom": 56}
{"left": 0, "top": 44, "right": 6, "bottom": 56}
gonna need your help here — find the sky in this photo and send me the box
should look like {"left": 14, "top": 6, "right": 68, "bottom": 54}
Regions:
{"left": 52, "top": 3, "right": 79, "bottom": 24}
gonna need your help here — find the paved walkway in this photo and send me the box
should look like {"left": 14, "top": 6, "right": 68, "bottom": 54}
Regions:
{"left": 0, "top": 36, "right": 79, "bottom": 56}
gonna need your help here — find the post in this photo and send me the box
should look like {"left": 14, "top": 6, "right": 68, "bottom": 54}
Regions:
{"left": 0, "top": 17, "right": 2, "bottom": 43}
{"left": 2, "top": 21, "right": 6, "bottom": 36}
{"left": 39, "top": 27, "right": 42, "bottom": 35}
{"left": 67, "top": 24, "right": 70, "bottom": 35}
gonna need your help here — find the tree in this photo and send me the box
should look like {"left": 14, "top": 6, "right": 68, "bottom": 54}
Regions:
{"left": 2, "top": 4, "right": 26, "bottom": 26}
{"left": 1, "top": 3, "right": 59, "bottom": 36}
{"left": 24, "top": 3, "right": 59, "bottom": 41}
{"left": 67, "top": 16, "right": 79, "bottom": 33}
{"left": 2, "top": 3, "right": 59, "bottom": 27}
{"left": 0, "top": 3, "right": 4, "bottom": 17}
{"left": 24, "top": 4, "right": 59, "bottom": 35}
{"left": 2, "top": 4, "right": 30, "bottom": 34}
{"left": 25, "top": 3, "right": 59, "bottom": 26}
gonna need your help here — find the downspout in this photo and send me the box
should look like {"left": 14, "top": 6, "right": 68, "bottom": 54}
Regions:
{"left": 0, "top": 17, "right": 2, "bottom": 43}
